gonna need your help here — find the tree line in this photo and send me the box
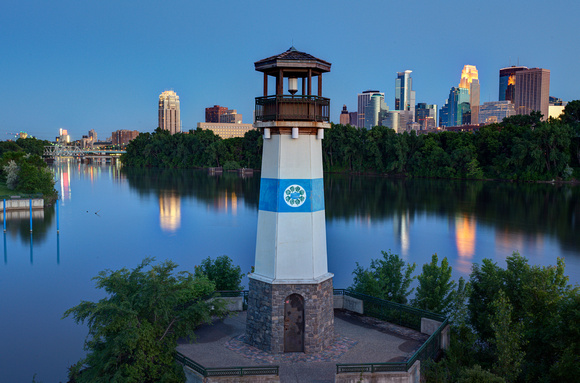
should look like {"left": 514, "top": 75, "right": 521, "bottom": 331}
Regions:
{"left": 121, "top": 128, "right": 262, "bottom": 170}
{"left": 323, "top": 102, "right": 580, "bottom": 181}
{"left": 351, "top": 250, "right": 580, "bottom": 382}
{"left": 121, "top": 101, "right": 580, "bottom": 182}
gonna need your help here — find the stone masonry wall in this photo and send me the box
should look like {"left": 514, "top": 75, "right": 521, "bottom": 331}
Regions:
{"left": 246, "top": 277, "right": 334, "bottom": 354}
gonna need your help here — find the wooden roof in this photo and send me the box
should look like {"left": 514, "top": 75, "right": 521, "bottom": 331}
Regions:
{"left": 254, "top": 47, "right": 331, "bottom": 76}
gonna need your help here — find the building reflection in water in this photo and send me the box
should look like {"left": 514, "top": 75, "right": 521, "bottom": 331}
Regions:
{"left": 454, "top": 213, "right": 476, "bottom": 273}
{"left": 59, "top": 161, "right": 72, "bottom": 200}
{"left": 212, "top": 191, "right": 238, "bottom": 216}
{"left": 159, "top": 190, "right": 181, "bottom": 233}
{"left": 393, "top": 211, "right": 410, "bottom": 257}
{"left": 495, "top": 229, "right": 544, "bottom": 258}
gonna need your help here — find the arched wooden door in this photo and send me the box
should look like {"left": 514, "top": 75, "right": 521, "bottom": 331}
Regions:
{"left": 284, "top": 294, "right": 304, "bottom": 352}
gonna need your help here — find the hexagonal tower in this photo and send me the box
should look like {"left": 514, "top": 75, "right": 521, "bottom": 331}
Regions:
{"left": 245, "top": 47, "right": 334, "bottom": 354}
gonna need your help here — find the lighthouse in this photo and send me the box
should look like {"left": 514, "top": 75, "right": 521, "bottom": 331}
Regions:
{"left": 245, "top": 47, "right": 334, "bottom": 354}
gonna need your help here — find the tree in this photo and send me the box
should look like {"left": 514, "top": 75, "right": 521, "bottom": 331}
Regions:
{"left": 63, "top": 258, "right": 226, "bottom": 383}
{"left": 457, "top": 365, "right": 505, "bottom": 383}
{"left": 490, "top": 290, "right": 526, "bottom": 382}
{"left": 468, "top": 253, "right": 578, "bottom": 382}
{"left": 350, "top": 250, "right": 416, "bottom": 304}
{"left": 0, "top": 151, "right": 57, "bottom": 198}
{"left": 195, "top": 255, "right": 244, "bottom": 291}
{"left": 412, "top": 254, "right": 456, "bottom": 314}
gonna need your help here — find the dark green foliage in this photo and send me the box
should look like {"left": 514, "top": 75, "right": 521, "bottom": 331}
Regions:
{"left": 222, "top": 160, "right": 241, "bottom": 170}
{"left": 457, "top": 365, "right": 505, "bottom": 383}
{"left": 121, "top": 127, "right": 262, "bottom": 169}
{"left": 412, "top": 254, "right": 456, "bottom": 315}
{"left": 16, "top": 137, "right": 52, "bottom": 156}
{"left": 63, "top": 258, "right": 226, "bottom": 383}
{"left": 489, "top": 290, "right": 525, "bottom": 382}
{"left": 350, "top": 250, "right": 416, "bottom": 304}
{"left": 0, "top": 151, "right": 57, "bottom": 197}
{"left": 321, "top": 107, "right": 578, "bottom": 181}
{"left": 467, "top": 253, "right": 579, "bottom": 382}
{"left": 195, "top": 255, "right": 244, "bottom": 291}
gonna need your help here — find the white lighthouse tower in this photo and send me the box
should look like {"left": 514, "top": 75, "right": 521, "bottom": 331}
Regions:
{"left": 245, "top": 47, "right": 334, "bottom": 354}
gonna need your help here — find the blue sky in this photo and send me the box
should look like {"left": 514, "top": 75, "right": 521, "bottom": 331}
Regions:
{"left": 1, "top": 0, "right": 578, "bottom": 141}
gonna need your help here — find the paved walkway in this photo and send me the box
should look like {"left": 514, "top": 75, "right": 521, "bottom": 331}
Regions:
{"left": 177, "top": 310, "right": 427, "bottom": 383}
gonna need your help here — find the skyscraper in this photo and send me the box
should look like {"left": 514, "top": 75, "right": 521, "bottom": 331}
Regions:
{"left": 447, "top": 87, "right": 470, "bottom": 127}
{"left": 478, "top": 101, "right": 516, "bottom": 124}
{"left": 395, "top": 70, "right": 415, "bottom": 118}
{"left": 339, "top": 105, "right": 350, "bottom": 125}
{"left": 205, "top": 105, "right": 229, "bottom": 123}
{"left": 459, "top": 65, "right": 478, "bottom": 89}
{"left": 415, "top": 103, "right": 438, "bottom": 129}
{"left": 364, "top": 94, "right": 388, "bottom": 129}
{"left": 357, "top": 90, "right": 383, "bottom": 128}
{"left": 499, "top": 66, "right": 528, "bottom": 102}
{"left": 158, "top": 91, "right": 181, "bottom": 135}
{"left": 470, "top": 79, "right": 480, "bottom": 125}
{"left": 514, "top": 68, "right": 550, "bottom": 119}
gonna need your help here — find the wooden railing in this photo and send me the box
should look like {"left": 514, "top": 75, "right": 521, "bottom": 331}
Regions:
{"left": 255, "top": 95, "right": 330, "bottom": 122}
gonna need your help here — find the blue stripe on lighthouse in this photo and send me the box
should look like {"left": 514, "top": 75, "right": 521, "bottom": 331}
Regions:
{"left": 259, "top": 178, "right": 325, "bottom": 213}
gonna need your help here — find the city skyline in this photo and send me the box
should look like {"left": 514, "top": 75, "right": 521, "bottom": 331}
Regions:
{"left": 2, "top": 0, "right": 578, "bottom": 141}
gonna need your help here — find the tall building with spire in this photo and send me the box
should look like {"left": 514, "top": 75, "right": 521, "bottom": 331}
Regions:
{"left": 395, "top": 70, "right": 415, "bottom": 119}
{"left": 459, "top": 65, "right": 478, "bottom": 89}
{"left": 158, "top": 90, "right": 181, "bottom": 134}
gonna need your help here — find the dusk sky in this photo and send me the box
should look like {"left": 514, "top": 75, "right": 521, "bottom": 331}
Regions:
{"left": 2, "top": 0, "right": 578, "bottom": 141}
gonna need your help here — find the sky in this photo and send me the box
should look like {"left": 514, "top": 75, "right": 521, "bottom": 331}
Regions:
{"left": 1, "top": 0, "right": 579, "bottom": 141}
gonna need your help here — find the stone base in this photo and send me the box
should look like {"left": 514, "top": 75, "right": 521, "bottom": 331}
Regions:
{"left": 245, "top": 276, "right": 334, "bottom": 354}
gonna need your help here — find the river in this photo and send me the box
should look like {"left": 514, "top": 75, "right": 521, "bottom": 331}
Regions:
{"left": 1, "top": 160, "right": 579, "bottom": 382}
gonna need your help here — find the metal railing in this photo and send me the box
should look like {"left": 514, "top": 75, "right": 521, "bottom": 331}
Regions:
{"left": 176, "top": 351, "right": 279, "bottom": 377}
{"left": 255, "top": 95, "right": 330, "bottom": 122}
{"left": 334, "top": 289, "right": 448, "bottom": 374}
{"left": 0, "top": 193, "right": 43, "bottom": 200}
{"left": 334, "top": 289, "right": 445, "bottom": 331}
{"left": 43, "top": 145, "right": 126, "bottom": 158}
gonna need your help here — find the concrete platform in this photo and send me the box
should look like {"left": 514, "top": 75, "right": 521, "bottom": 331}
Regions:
{"left": 177, "top": 309, "right": 428, "bottom": 383}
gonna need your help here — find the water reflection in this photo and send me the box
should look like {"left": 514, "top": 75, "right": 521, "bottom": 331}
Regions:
{"left": 393, "top": 211, "right": 411, "bottom": 257}
{"left": 159, "top": 191, "right": 181, "bottom": 233}
{"left": 453, "top": 214, "right": 476, "bottom": 274}
{"left": 495, "top": 229, "right": 545, "bottom": 259}
{"left": 59, "top": 161, "right": 71, "bottom": 200}
{"left": 122, "top": 167, "right": 259, "bottom": 211}
{"left": 213, "top": 191, "right": 239, "bottom": 215}
{"left": 324, "top": 176, "right": 580, "bottom": 254}
{"left": 2, "top": 206, "right": 55, "bottom": 244}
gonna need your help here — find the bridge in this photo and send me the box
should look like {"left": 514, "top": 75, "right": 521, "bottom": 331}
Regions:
{"left": 43, "top": 145, "right": 126, "bottom": 158}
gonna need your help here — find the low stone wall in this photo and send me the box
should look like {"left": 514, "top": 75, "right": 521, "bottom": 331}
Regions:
{"left": 333, "top": 295, "right": 364, "bottom": 314}
{"left": 421, "top": 317, "right": 450, "bottom": 350}
{"left": 216, "top": 296, "right": 244, "bottom": 312}
{"left": 2, "top": 198, "right": 44, "bottom": 210}
{"left": 335, "top": 360, "right": 420, "bottom": 383}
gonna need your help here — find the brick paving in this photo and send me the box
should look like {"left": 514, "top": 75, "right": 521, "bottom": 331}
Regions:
{"left": 177, "top": 309, "right": 428, "bottom": 382}
{"left": 224, "top": 333, "right": 358, "bottom": 363}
